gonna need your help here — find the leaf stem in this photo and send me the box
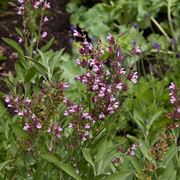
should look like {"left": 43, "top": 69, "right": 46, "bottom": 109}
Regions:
{"left": 151, "top": 17, "right": 170, "bottom": 42}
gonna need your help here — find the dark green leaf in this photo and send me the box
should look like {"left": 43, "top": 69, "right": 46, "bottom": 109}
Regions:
{"left": 40, "top": 37, "right": 55, "bottom": 52}
{"left": 2, "top": 38, "right": 24, "bottom": 57}
{"left": 33, "top": 61, "right": 48, "bottom": 78}
{"left": 25, "top": 67, "right": 37, "bottom": 83}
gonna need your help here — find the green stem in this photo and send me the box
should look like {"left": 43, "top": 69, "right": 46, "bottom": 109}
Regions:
{"left": 151, "top": 17, "right": 170, "bottom": 42}
{"left": 36, "top": 8, "right": 44, "bottom": 50}
{"left": 167, "top": 0, "right": 175, "bottom": 37}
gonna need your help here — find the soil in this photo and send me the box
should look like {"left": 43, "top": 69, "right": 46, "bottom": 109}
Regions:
{"left": 0, "top": 0, "right": 71, "bottom": 93}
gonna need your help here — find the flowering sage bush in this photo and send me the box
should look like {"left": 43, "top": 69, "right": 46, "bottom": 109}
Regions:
{"left": 2, "top": 27, "right": 142, "bottom": 178}
{"left": 63, "top": 31, "right": 139, "bottom": 145}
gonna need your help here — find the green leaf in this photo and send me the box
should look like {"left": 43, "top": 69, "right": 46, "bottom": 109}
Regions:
{"left": 94, "top": 138, "right": 109, "bottom": 174}
{"left": 15, "top": 27, "right": 23, "bottom": 37}
{"left": 0, "top": 160, "right": 11, "bottom": 171}
{"left": 133, "top": 110, "right": 145, "bottom": 135}
{"left": 15, "top": 62, "right": 25, "bottom": 82}
{"left": 139, "top": 139, "right": 152, "bottom": 161}
{"left": 37, "top": 49, "right": 48, "bottom": 67}
{"left": 128, "top": 156, "right": 142, "bottom": 173}
{"left": 105, "top": 170, "right": 134, "bottom": 180}
{"left": 40, "top": 37, "right": 54, "bottom": 52}
{"left": 0, "top": 108, "right": 7, "bottom": 119}
{"left": 159, "top": 160, "right": 176, "bottom": 180}
{"left": 2, "top": 38, "right": 24, "bottom": 57}
{"left": 82, "top": 149, "right": 96, "bottom": 175}
{"left": 12, "top": 124, "right": 28, "bottom": 139}
{"left": 49, "top": 49, "right": 64, "bottom": 72}
{"left": 32, "top": 60, "right": 48, "bottom": 78}
{"left": 147, "top": 111, "right": 162, "bottom": 131}
{"left": 163, "top": 145, "right": 180, "bottom": 168}
{"left": 25, "top": 67, "right": 37, "bottom": 83}
{"left": 41, "top": 153, "right": 82, "bottom": 180}
{"left": 0, "top": 91, "right": 5, "bottom": 99}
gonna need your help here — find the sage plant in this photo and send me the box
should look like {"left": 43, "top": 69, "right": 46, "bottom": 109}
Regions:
{"left": 63, "top": 31, "right": 140, "bottom": 150}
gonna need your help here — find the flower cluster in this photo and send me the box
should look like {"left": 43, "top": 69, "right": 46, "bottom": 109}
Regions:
{"left": 17, "top": 0, "right": 50, "bottom": 15}
{"left": 64, "top": 99, "right": 92, "bottom": 142}
{"left": 5, "top": 82, "right": 67, "bottom": 136}
{"left": 5, "top": 95, "right": 42, "bottom": 132}
{"left": 16, "top": 0, "right": 50, "bottom": 43}
{"left": 63, "top": 31, "right": 140, "bottom": 142}
{"left": 47, "top": 123, "right": 63, "bottom": 139}
{"left": 168, "top": 82, "right": 180, "bottom": 119}
{"left": 129, "top": 143, "right": 142, "bottom": 156}
{"left": 151, "top": 133, "right": 171, "bottom": 161}
{"left": 169, "top": 82, "right": 176, "bottom": 104}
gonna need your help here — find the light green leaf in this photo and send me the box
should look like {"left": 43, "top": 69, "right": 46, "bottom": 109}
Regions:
{"left": 159, "top": 160, "right": 176, "bottom": 180}
{"left": 0, "top": 160, "right": 11, "bottom": 171}
{"left": 133, "top": 110, "right": 145, "bottom": 135}
{"left": 49, "top": 49, "right": 64, "bottom": 72}
{"left": 163, "top": 145, "right": 180, "bottom": 168}
{"left": 41, "top": 153, "right": 82, "bottom": 180}
{"left": 15, "top": 27, "right": 23, "bottom": 37}
{"left": 147, "top": 111, "right": 162, "bottom": 131}
{"left": 105, "top": 170, "right": 134, "bottom": 180}
{"left": 128, "top": 156, "right": 142, "bottom": 173}
{"left": 0, "top": 108, "right": 7, "bottom": 119}
{"left": 12, "top": 124, "right": 28, "bottom": 139}
{"left": 139, "top": 139, "right": 152, "bottom": 161}
{"left": 82, "top": 149, "right": 96, "bottom": 175}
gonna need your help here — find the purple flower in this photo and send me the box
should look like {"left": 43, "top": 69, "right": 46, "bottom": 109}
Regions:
{"left": 44, "top": 1, "right": 50, "bottom": 9}
{"left": 18, "top": 0, "right": 24, "bottom": 4}
{"left": 169, "top": 82, "right": 176, "bottom": 90}
{"left": 18, "top": 111, "right": 24, "bottom": 116}
{"left": 170, "top": 95, "right": 176, "bottom": 104}
{"left": 18, "top": 37, "right": 23, "bottom": 43}
{"left": 152, "top": 42, "right": 161, "bottom": 50}
{"left": 36, "top": 123, "right": 42, "bottom": 129}
{"left": 177, "top": 107, "right": 180, "bottom": 113}
{"left": 41, "top": 32, "right": 47, "bottom": 38}
{"left": 99, "top": 112, "right": 105, "bottom": 119}
{"left": 116, "top": 83, "right": 123, "bottom": 90}
{"left": 73, "top": 30, "right": 83, "bottom": 38}
{"left": 34, "top": 1, "right": 40, "bottom": 9}
{"left": 23, "top": 123, "right": 30, "bottom": 131}
{"left": 25, "top": 97, "right": 31, "bottom": 106}
{"left": 44, "top": 16, "right": 49, "bottom": 23}
{"left": 133, "top": 46, "right": 141, "bottom": 54}
{"left": 84, "top": 123, "right": 90, "bottom": 129}
{"left": 129, "top": 72, "right": 138, "bottom": 84}
{"left": 62, "top": 82, "right": 70, "bottom": 89}
{"left": 110, "top": 95, "right": 116, "bottom": 102}
{"left": 17, "top": 6, "right": 24, "bottom": 15}
{"left": 107, "top": 33, "right": 115, "bottom": 44}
